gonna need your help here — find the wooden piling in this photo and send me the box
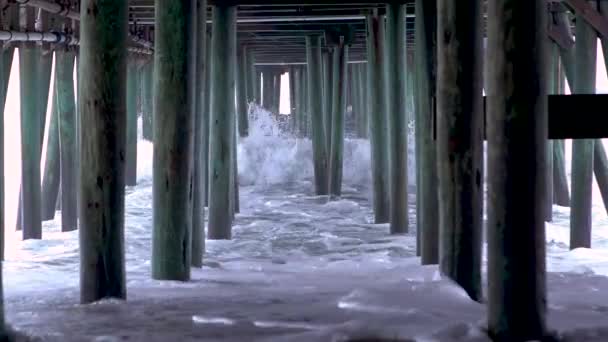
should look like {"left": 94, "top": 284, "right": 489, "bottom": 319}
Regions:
{"left": 366, "top": 13, "right": 390, "bottom": 224}
{"left": 246, "top": 49, "right": 256, "bottom": 104}
{"left": 208, "top": 4, "right": 237, "bottom": 240}
{"left": 486, "top": 0, "right": 547, "bottom": 338}
{"left": 41, "top": 85, "right": 61, "bottom": 222}
{"left": 306, "top": 35, "right": 329, "bottom": 196}
{"left": 322, "top": 49, "right": 333, "bottom": 150}
{"left": 262, "top": 68, "right": 273, "bottom": 111}
{"left": 237, "top": 46, "right": 249, "bottom": 137}
{"left": 142, "top": 61, "right": 153, "bottom": 141}
{"left": 192, "top": 0, "right": 207, "bottom": 268}
{"left": 79, "top": 0, "right": 127, "bottom": 302}
{"left": 20, "top": 8, "right": 42, "bottom": 240}
{"left": 570, "top": 3, "right": 596, "bottom": 250}
{"left": 152, "top": 0, "right": 197, "bottom": 279}
{"left": 328, "top": 42, "right": 347, "bottom": 198}
{"left": 203, "top": 31, "right": 212, "bottom": 207}
{"left": 125, "top": 61, "right": 138, "bottom": 186}
{"left": 0, "top": 9, "right": 13, "bottom": 261}
{"left": 554, "top": 140, "right": 570, "bottom": 206}
{"left": 436, "top": 0, "right": 483, "bottom": 301}
{"left": 415, "top": 0, "right": 438, "bottom": 264}
{"left": 289, "top": 65, "right": 296, "bottom": 132}
{"left": 386, "top": 3, "right": 409, "bottom": 235}
{"left": 56, "top": 49, "right": 78, "bottom": 232}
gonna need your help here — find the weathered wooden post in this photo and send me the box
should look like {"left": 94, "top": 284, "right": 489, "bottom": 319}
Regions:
{"left": 125, "top": 60, "right": 138, "bottom": 186}
{"left": 359, "top": 63, "right": 368, "bottom": 139}
{"left": 0, "top": 2, "right": 14, "bottom": 261}
{"left": 570, "top": 3, "right": 596, "bottom": 249}
{"left": 328, "top": 41, "right": 348, "bottom": 198}
{"left": 322, "top": 49, "right": 333, "bottom": 149}
{"left": 272, "top": 70, "right": 281, "bottom": 114}
{"left": 192, "top": 0, "right": 207, "bottom": 268}
{"left": 300, "top": 65, "right": 309, "bottom": 137}
{"left": 203, "top": 31, "right": 211, "bottom": 207}
{"left": 236, "top": 46, "right": 249, "bottom": 137}
{"left": 152, "top": 0, "right": 197, "bottom": 279}
{"left": 142, "top": 60, "right": 153, "bottom": 141}
{"left": 41, "top": 86, "right": 60, "bottom": 221}
{"left": 20, "top": 7, "right": 42, "bottom": 240}
{"left": 351, "top": 64, "right": 361, "bottom": 137}
{"left": 292, "top": 66, "right": 302, "bottom": 136}
{"left": 366, "top": 12, "right": 390, "bottom": 223}
{"left": 246, "top": 50, "right": 256, "bottom": 104}
{"left": 79, "top": 0, "right": 127, "bottom": 302}
{"left": 546, "top": 44, "right": 559, "bottom": 222}
{"left": 436, "top": 0, "right": 483, "bottom": 301}
{"left": 486, "top": 0, "right": 547, "bottom": 339}
{"left": 288, "top": 65, "right": 297, "bottom": 133}
{"left": 208, "top": 4, "right": 237, "bottom": 240}
{"left": 593, "top": 3, "right": 608, "bottom": 217}
{"left": 415, "top": 0, "right": 438, "bottom": 264}
{"left": 262, "top": 67, "right": 273, "bottom": 110}
{"left": 306, "top": 35, "right": 329, "bottom": 195}
{"left": 57, "top": 47, "right": 78, "bottom": 232}
{"left": 386, "top": 3, "right": 409, "bottom": 235}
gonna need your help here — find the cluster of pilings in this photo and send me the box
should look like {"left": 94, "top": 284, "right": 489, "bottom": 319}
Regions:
{"left": 0, "top": 1, "right": 608, "bottom": 341}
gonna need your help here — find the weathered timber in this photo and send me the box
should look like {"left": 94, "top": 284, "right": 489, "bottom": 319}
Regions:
{"left": 40, "top": 82, "right": 60, "bottom": 222}
{"left": 246, "top": 49, "right": 256, "bottom": 104}
{"left": 416, "top": 0, "right": 438, "bottom": 264}
{"left": 322, "top": 49, "right": 333, "bottom": 149}
{"left": 20, "top": 39, "right": 42, "bottom": 240}
{"left": 366, "top": 13, "right": 390, "bottom": 224}
{"left": 125, "top": 61, "right": 138, "bottom": 186}
{"left": 289, "top": 65, "right": 297, "bottom": 132}
{"left": 192, "top": 0, "right": 207, "bottom": 268}
{"left": 152, "top": 0, "right": 197, "bottom": 280}
{"left": 208, "top": 5, "right": 237, "bottom": 240}
{"left": 0, "top": 40, "right": 13, "bottom": 261}
{"left": 328, "top": 42, "right": 347, "bottom": 198}
{"left": 360, "top": 62, "right": 368, "bottom": 138}
{"left": 57, "top": 49, "right": 78, "bottom": 232}
{"left": 237, "top": 46, "right": 249, "bottom": 137}
{"left": 39, "top": 50, "right": 53, "bottom": 139}
{"left": 570, "top": 2, "right": 596, "bottom": 250}
{"left": 262, "top": 68, "right": 273, "bottom": 111}
{"left": 306, "top": 35, "right": 329, "bottom": 196}
{"left": 203, "top": 31, "right": 211, "bottom": 207}
{"left": 79, "top": 0, "right": 127, "bottom": 303}
{"left": 142, "top": 61, "right": 153, "bottom": 141}
{"left": 486, "top": 0, "right": 548, "bottom": 339}
{"left": 292, "top": 67, "right": 302, "bottom": 136}
{"left": 554, "top": 140, "right": 570, "bottom": 206}
{"left": 436, "top": 0, "right": 483, "bottom": 301}
{"left": 386, "top": 3, "right": 409, "bottom": 235}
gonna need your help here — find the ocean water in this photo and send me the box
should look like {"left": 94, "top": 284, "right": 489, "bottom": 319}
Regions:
{"left": 3, "top": 107, "right": 608, "bottom": 341}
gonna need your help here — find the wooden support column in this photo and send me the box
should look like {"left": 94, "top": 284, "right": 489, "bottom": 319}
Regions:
{"left": 367, "top": 13, "right": 390, "bottom": 224}
{"left": 360, "top": 63, "right": 368, "bottom": 139}
{"left": 152, "top": 0, "right": 197, "bottom": 279}
{"left": 208, "top": 4, "right": 236, "bottom": 240}
{"left": 246, "top": 49, "right": 256, "bottom": 104}
{"left": 41, "top": 86, "right": 60, "bottom": 221}
{"left": 255, "top": 68, "right": 262, "bottom": 106}
{"left": 322, "top": 49, "right": 333, "bottom": 149}
{"left": 328, "top": 42, "right": 347, "bottom": 198}
{"left": 236, "top": 46, "right": 249, "bottom": 137}
{"left": 546, "top": 44, "right": 559, "bottom": 222}
{"left": 288, "top": 65, "right": 297, "bottom": 133}
{"left": 552, "top": 12, "right": 571, "bottom": 206}
{"left": 203, "top": 31, "right": 211, "bottom": 207}
{"left": 293, "top": 67, "right": 302, "bottom": 136}
{"left": 273, "top": 71, "right": 281, "bottom": 114}
{"left": 570, "top": 2, "right": 596, "bottom": 249}
{"left": 306, "top": 35, "right": 329, "bottom": 196}
{"left": 125, "top": 61, "right": 138, "bottom": 186}
{"left": 192, "top": 0, "right": 207, "bottom": 268}
{"left": 57, "top": 48, "right": 78, "bottom": 232}
{"left": 386, "top": 3, "right": 409, "bottom": 235}
{"left": 594, "top": 2, "right": 608, "bottom": 217}
{"left": 415, "top": 0, "right": 438, "bottom": 264}
{"left": 351, "top": 64, "right": 360, "bottom": 137}
{"left": 301, "top": 65, "right": 309, "bottom": 137}
{"left": 20, "top": 7, "right": 42, "bottom": 240}
{"left": 262, "top": 68, "right": 273, "bottom": 111}
{"left": 436, "top": 0, "right": 483, "bottom": 301}
{"left": 79, "top": 0, "right": 127, "bottom": 302}
{"left": 142, "top": 61, "right": 153, "bottom": 141}
{"left": 486, "top": 0, "right": 547, "bottom": 339}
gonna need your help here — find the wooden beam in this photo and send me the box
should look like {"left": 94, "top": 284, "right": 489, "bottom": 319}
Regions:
{"left": 563, "top": 0, "right": 608, "bottom": 38}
